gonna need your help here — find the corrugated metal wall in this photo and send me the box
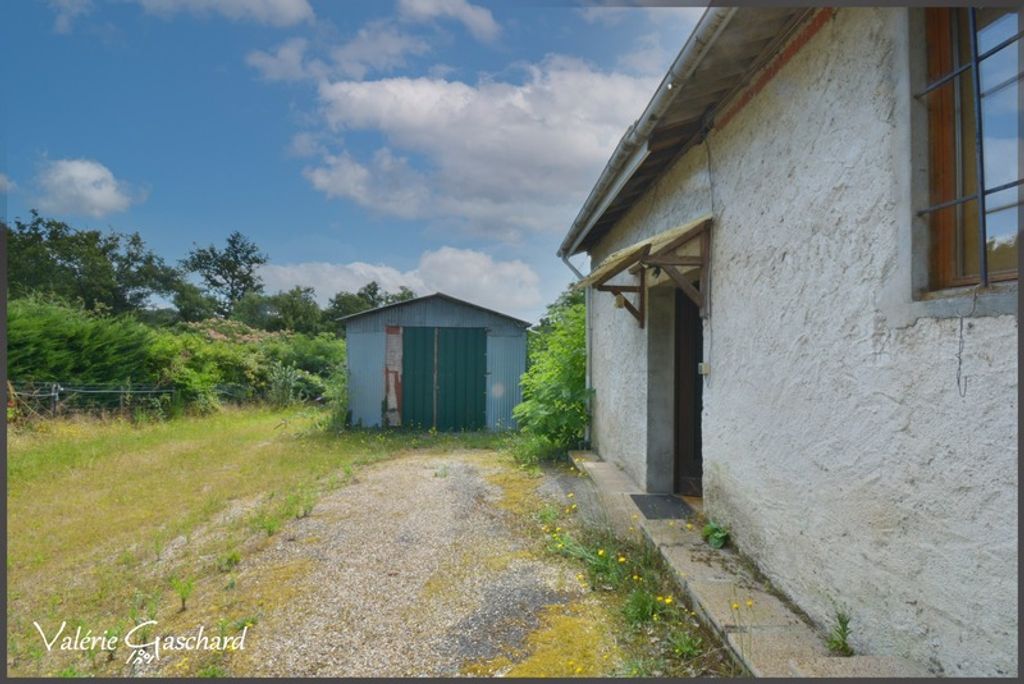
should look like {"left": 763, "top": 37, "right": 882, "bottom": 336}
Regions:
{"left": 345, "top": 296, "right": 528, "bottom": 431}
{"left": 347, "top": 330, "right": 385, "bottom": 427}
{"left": 486, "top": 334, "right": 526, "bottom": 430}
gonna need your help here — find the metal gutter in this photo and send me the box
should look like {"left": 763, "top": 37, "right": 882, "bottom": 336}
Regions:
{"left": 557, "top": 6, "right": 738, "bottom": 264}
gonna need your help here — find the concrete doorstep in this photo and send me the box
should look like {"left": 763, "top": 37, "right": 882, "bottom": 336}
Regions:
{"left": 569, "top": 451, "right": 932, "bottom": 679}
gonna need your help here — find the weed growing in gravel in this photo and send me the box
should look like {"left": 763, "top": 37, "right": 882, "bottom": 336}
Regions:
{"left": 216, "top": 551, "right": 241, "bottom": 573}
{"left": 169, "top": 576, "right": 195, "bottom": 612}
{"left": 251, "top": 509, "right": 282, "bottom": 537}
{"left": 669, "top": 630, "right": 704, "bottom": 659}
{"left": 618, "top": 655, "right": 668, "bottom": 677}
{"left": 197, "top": 664, "right": 227, "bottom": 677}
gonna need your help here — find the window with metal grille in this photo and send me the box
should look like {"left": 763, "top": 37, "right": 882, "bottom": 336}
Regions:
{"left": 918, "top": 7, "right": 1022, "bottom": 290}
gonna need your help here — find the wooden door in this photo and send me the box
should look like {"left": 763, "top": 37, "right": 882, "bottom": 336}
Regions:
{"left": 674, "top": 289, "right": 703, "bottom": 496}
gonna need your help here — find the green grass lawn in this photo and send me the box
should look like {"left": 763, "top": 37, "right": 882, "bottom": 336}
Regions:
{"left": 6, "top": 407, "right": 502, "bottom": 677}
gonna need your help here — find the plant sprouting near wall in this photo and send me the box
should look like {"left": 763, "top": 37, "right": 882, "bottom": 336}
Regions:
{"left": 701, "top": 522, "right": 729, "bottom": 549}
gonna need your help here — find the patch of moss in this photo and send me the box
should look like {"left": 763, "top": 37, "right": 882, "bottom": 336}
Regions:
{"left": 463, "top": 597, "right": 622, "bottom": 677}
{"left": 483, "top": 462, "right": 545, "bottom": 519}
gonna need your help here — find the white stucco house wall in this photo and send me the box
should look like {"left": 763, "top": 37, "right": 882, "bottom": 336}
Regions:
{"left": 559, "top": 7, "right": 1018, "bottom": 677}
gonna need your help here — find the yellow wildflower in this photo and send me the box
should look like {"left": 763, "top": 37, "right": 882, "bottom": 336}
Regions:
{"left": 731, "top": 602, "right": 740, "bottom": 611}
{"left": 656, "top": 595, "right": 664, "bottom": 603}
{"left": 665, "top": 596, "right": 674, "bottom": 605}
{"left": 567, "top": 492, "right": 575, "bottom": 499}
{"left": 597, "top": 549, "right": 605, "bottom": 557}
{"left": 685, "top": 522, "right": 694, "bottom": 531}
{"left": 746, "top": 598, "right": 754, "bottom": 608}
{"left": 617, "top": 555, "right": 626, "bottom": 563}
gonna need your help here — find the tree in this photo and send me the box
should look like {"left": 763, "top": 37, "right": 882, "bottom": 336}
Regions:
{"left": 231, "top": 291, "right": 275, "bottom": 330}
{"left": 172, "top": 282, "right": 219, "bottom": 323}
{"left": 4, "top": 211, "right": 183, "bottom": 314}
{"left": 323, "top": 281, "right": 416, "bottom": 336}
{"left": 385, "top": 286, "right": 416, "bottom": 305}
{"left": 267, "top": 286, "right": 322, "bottom": 335}
{"left": 180, "top": 231, "right": 267, "bottom": 317}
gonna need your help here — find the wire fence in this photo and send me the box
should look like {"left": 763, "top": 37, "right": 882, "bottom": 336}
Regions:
{"left": 7, "top": 381, "right": 254, "bottom": 420}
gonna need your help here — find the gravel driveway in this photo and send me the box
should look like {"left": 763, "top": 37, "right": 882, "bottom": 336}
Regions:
{"left": 217, "top": 449, "right": 600, "bottom": 677}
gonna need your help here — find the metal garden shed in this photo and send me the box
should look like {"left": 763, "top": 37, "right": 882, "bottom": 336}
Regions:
{"left": 341, "top": 293, "right": 530, "bottom": 431}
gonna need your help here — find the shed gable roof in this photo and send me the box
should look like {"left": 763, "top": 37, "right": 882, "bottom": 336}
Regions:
{"left": 339, "top": 292, "right": 531, "bottom": 328}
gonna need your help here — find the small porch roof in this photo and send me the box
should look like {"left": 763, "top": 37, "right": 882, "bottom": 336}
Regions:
{"left": 575, "top": 215, "right": 712, "bottom": 290}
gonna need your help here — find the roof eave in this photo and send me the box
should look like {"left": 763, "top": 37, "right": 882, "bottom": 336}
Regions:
{"left": 557, "top": 6, "right": 738, "bottom": 259}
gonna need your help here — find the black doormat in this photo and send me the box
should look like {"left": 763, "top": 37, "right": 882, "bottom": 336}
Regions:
{"left": 630, "top": 494, "right": 694, "bottom": 520}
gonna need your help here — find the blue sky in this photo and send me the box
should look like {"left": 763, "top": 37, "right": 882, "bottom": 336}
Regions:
{"left": 1, "top": 1, "right": 703, "bottom": 322}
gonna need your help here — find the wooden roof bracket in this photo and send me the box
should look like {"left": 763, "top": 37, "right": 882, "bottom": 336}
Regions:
{"left": 592, "top": 244, "right": 649, "bottom": 328}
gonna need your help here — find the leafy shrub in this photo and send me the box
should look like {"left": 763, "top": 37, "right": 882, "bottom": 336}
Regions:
{"left": 513, "top": 298, "right": 591, "bottom": 451}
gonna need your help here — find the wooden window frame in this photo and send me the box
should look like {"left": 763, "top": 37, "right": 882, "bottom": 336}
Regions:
{"left": 921, "top": 7, "right": 1022, "bottom": 290}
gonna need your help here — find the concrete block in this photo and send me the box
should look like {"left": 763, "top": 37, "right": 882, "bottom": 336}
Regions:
{"left": 660, "top": 543, "right": 736, "bottom": 585}
{"left": 687, "top": 581, "right": 808, "bottom": 633}
{"left": 788, "top": 655, "right": 933, "bottom": 678}
{"left": 726, "top": 627, "right": 829, "bottom": 677}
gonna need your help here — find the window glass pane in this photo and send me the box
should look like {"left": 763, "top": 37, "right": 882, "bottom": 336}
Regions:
{"left": 986, "top": 187, "right": 1021, "bottom": 275}
{"left": 978, "top": 13, "right": 1021, "bottom": 190}
{"left": 976, "top": 8, "right": 1017, "bottom": 54}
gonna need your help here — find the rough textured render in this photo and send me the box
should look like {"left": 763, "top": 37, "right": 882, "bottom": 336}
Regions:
{"left": 586, "top": 7, "right": 1017, "bottom": 677}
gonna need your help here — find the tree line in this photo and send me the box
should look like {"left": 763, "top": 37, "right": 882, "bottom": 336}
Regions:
{"left": 3, "top": 210, "right": 415, "bottom": 336}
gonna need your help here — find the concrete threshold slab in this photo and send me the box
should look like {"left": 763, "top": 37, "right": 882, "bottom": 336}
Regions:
{"left": 570, "top": 451, "right": 932, "bottom": 679}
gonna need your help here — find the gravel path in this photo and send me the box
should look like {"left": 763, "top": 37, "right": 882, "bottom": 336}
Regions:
{"left": 220, "top": 449, "right": 590, "bottom": 677}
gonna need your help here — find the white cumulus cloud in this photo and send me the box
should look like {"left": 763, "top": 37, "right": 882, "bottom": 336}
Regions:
{"left": 397, "top": 0, "right": 500, "bottom": 42}
{"left": 305, "top": 55, "right": 659, "bottom": 240}
{"left": 332, "top": 20, "right": 432, "bottom": 80}
{"left": 36, "top": 159, "right": 141, "bottom": 217}
{"left": 259, "top": 246, "right": 542, "bottom": 320}
{"left": 0, "top": 173, "right": 14, "bottom": 193}
{"left": 246, "top": 37, "right": 323, "bottom": 82}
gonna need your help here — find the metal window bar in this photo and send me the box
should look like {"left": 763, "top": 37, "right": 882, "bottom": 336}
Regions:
{"left": 915, "top": 8, "right": 1024, "bottom": 287}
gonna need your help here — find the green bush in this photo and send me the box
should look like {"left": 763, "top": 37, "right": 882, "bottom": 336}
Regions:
{"left": 7, "top": 297, "right": 346, "bottom": 415}
{"left": 513, "top": 298, "right": 591, "bottom": 451}
{"left": 7, "top": 295, "right": 157, "bottom": 384}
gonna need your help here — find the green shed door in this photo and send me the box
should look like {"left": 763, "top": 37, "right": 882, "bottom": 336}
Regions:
{"left": 401, "top": 327, "right": 436, "bottom": 430}
{"left": 400, "top": 326, "right": 486, "bottom": 431}
{"left": 437, "top": 327, "right": 486, "bottom": 432}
